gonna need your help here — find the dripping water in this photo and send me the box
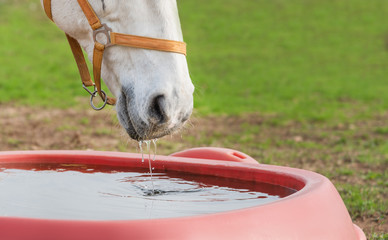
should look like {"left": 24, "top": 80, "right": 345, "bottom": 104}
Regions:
{"left": 138, "top": 139, "right": 158, "bottom": 195}
{"left": 152, "top": 139, "right": 158, "bottom": 161}
{"left": 145, "top": 140, "right": 154, "bottom": 193}
{"left": 138, "top": 141, "right": 144, "bottom": 163}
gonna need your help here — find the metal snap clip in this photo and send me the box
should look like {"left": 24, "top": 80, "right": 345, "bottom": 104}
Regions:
{"left": 90, "top": 90, "right": 108, "bottom": 111}
{"left": 82, "top": 83, "right": 96, "bottom": 96}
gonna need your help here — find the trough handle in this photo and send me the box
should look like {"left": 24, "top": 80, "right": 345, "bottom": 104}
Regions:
{"left": 170, "top": 147, "right": 259, "bottom": 165}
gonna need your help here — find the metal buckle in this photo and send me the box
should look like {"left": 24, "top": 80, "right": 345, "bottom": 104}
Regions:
{"left": 93, "top": 23, "right": 112, "bottom": 47}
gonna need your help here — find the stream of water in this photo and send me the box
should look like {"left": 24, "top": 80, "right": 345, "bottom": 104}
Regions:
{"left": 138, "top": 139, "right": 158, "bottom": 194}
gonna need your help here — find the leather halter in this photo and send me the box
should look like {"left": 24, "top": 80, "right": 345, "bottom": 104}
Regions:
{"left": 43, "top": 0, "right": 187, "bottom": 110}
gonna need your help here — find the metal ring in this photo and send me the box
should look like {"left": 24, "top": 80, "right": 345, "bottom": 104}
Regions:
{"left": 90, "top": 90, "right": 108, "bottom": 111}
{"left": 93, "top": 23, "right": 113, "bottom": 47}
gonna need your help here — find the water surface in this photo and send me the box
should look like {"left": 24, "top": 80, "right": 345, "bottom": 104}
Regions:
{"left": 0, "top": 163, "right": 296, "bottom": 220}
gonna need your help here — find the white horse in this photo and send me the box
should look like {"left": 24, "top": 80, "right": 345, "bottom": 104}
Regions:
{"left": 41, "top": 0, "right": 194, "bottom": 140}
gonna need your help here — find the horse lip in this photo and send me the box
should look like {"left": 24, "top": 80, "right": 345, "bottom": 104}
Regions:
{"left": 117, "top": 88, "right": 187, "bottom": 141}
{"left": 117, "top": 91, "right": 141, "bottom": 140}
{"left": 117, "top": 90, "right": 155, "bottom": 141}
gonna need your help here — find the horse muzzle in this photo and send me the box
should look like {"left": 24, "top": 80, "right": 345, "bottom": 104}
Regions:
{"left": 117, "top": 88, "right": 192, "bottom": 141}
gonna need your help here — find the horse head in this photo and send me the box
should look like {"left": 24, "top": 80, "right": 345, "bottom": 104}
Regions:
{"left": 42, "top": 0, "right": 194, "bottom": 140}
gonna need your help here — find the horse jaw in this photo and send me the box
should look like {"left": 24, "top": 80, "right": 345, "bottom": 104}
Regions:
{"left": 44, "top": 0, "right": 194, "bottom": 140}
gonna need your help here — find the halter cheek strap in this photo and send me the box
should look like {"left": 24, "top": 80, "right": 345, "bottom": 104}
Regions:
{"left": 43, "top": 0, "right": 187, "bottom": 110}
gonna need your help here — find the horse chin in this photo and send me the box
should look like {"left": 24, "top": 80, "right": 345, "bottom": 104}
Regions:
{"left": 119, "top": 114, "right": 178, "bottom": 141}
{"left": 120, "top": 113, "right": 182, "bottom": 141}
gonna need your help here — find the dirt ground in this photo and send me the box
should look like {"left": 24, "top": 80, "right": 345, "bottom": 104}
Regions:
{"left": 0, "top": 105, "right": 387, "bottom": 237}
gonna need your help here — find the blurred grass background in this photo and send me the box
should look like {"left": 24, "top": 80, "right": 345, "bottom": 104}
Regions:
{"left": 1, "top": 0, "right": 388, "bottom": 123}
{"left": 184, "top": 0, "right": 388, "bottom": 123}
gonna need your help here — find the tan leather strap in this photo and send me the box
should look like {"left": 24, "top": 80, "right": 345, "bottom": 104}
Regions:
{"left": 93, "top": 43, "right": 116, "bottom": 105}
{"left": 43, "top": 0, "right": 116, "bottom": 106}
{"left": 79, "top": 0, "right": 116, "bottom": 105}
{"left": 76, "top": 0, "right": 102, "bottom": 30}
{"left": 111, "top": 33, "right": 187, "bottom": 56}
{"left": 65, "top": 34, "right": 94, "bottom": 87}
{"left": 42, "top": 0, "right": 187, "bottom": 110}
{"left": 43, "top": 0, "right": 53, "bottom": 21}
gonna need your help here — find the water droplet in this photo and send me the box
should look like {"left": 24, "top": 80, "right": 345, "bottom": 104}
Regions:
{"left": 152, "top": 139, "right": 158, "bottom": 161}
{"left": 138, "top": 141, "right": 144, "bottom": 163}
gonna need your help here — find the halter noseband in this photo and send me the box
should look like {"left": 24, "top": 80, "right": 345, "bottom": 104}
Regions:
{"left": 43, "top": 0, "right": 187, "bottom": 110}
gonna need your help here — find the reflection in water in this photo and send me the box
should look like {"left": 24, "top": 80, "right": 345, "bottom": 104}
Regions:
{"left": 0, "top": 163, "right": 296, "bottom": 220}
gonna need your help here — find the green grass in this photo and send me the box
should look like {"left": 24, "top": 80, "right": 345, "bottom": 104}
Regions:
{"left": 337, "top": 183, "right": 386, "bottom": 219}
{"left": 0, "top": 2, "right": 79, "bottom": 107}
{"left": 370, "top": 233, "right": 388, "bottom": 240}
{"left": 1, "top": 0, "right": 387, "bottom": 236}
{"left": 182, "top": 0, "right": 388, "bottom": 122}
{"left": 1, "top": 0, "right": 388, "bottom": 122}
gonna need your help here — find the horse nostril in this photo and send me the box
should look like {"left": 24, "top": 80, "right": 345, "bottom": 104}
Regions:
{"left": 149, "top": 95, "right": 168, "bottom": 124}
